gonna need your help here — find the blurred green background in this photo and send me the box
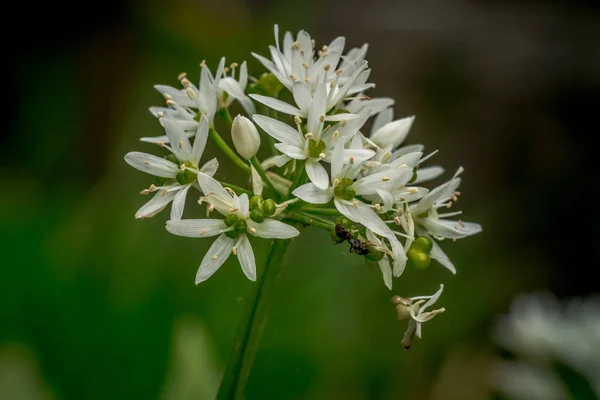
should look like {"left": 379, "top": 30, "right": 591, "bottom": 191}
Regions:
{"left": 2, "top": 1, "right": 599, "bottom": 399}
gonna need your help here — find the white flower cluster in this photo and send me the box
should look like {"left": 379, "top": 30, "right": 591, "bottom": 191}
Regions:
{"left": 124, "top": 25, "right": 481, "bottom": 346}
{"left": 491, "top": 292, "right": 600, "bottom": 399}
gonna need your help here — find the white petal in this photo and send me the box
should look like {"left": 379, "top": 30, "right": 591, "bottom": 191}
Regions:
{"left": 376, "top": 189, "right": 394, "bottom": 211}
{"left": 251, "top": 52, "right": 292, "bottom": 91}
{"left": 125, "top": 152, "right": 179, "bottom": 178}
{"left": 166, "top": 219, "right": 226, "bottom": 238}
{"left": 419, "top": 284, "right": 444, "bottom": 314}
{"left": 307, "top": 83, "right": 327, "bottom": 134}
{"left": 324, "top": 113, "right": 360, "bottom": 122}
{"left": 305, "top": 160, "right": 329, "bottom": 190}
{"left": 413, "top": 166, "right": 445, "bottom": 184}
{"left": 370, "top": 116, "right": 415, "bottom": 149}
{"left": 154, "top": 85, "right": 195, "bottom": 107}
{"left": 274, "top": 143, "right": 307, "bottom": 160}
{"left": 331, "top": 138, "right": 345, "bottom": 179}
{"left": 200, "top": 158, "right": 219, "bottom": 177}
{"left": 164, "top": 117, "right": 194, "bottom": 161}
{"left": 218, "top": 77, "right": 246, "bottom": 99}
{"left": 390, "top": 152, "right": 422, "bottom": 169}
{"left": 135, "top": 189, "right": 177, "bottom": 219}
{"left": 197, "top": 172, "right": 230, "bottom": 198}
{"left": 237, "top": 193, "right": 250, "bottom": 218}
{"left": 390, "top": 237, "right": 407, "bottom": 277}
{"left": 378, "top": 257, "right": 393, "bottom": 290}
{"left": 193, "top": 116, "right": 209, "bottom": 162}
{"left": 195, "top": 234, "right": 235, "bottom": 284}
{"left": 251, "top": 165, "right": 263, "bottom": 196}
{"left": 248, "top": 219, "right": 300, "bottom": 239}
{"left": 170, "top": 185, "right": 191, "bottom": 220}
{"left": 430, "top": 239, "right": 456, "bottom": 274}
{"left": 342, "top": 149, "right": 375, "bottom": 163}
{"left": 248, "top": 94, "right": 303, "bottom": 116}
{"left": 292, "top": 83, "right": 312, "bottom": 112}
{"left": 262, "top": 154, "right": 291, "bottom": 169}
{"left": 419, "top": 218, "right": 482, "bottom": 240}
{"left": 253, "top": 115, "right": 303, "bottom": 147}
{"left": 239, "top": 61, "right": 249, "bottom": 89}
{"left": 392, "top": 144, "right": 425, "bottom": 159}
{"left": 334, "top": 199, "right": 394, "bottom": 239}
{"left": 292, "top": 183, "right": 333, "bottom": 204}
{"left": 352, "top": 168, "right": 412, "bottom": 196}
{"left": 235, "top": 235, "right": 257, "bottom": 281}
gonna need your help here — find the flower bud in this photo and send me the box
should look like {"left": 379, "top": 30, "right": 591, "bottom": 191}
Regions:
{"left": 370, "top": 116, "right": 415, "bottom": 148}
{"left": 231, "top": 115, "right": 261, "bottom": 160}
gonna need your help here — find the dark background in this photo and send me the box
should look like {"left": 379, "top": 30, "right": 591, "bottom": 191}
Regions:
{"left": 2, "top": 1, "right": 599, "bottom": 399}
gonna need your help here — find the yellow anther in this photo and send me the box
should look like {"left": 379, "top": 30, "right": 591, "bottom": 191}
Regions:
{"left": 382, "top": 176, "right": 390, "bottom": 182}
{"left": 177, "top": 72, "right": 187, "bottom": 80}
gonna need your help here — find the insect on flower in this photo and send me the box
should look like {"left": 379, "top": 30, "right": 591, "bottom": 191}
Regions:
{"left": 334, "top": 223, "right": 371, "bottom": 255}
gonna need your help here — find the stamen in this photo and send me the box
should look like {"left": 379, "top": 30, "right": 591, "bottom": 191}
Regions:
{"left": 291, "top": 41, "right": 300, "bottom": 50}
{"left": 180, "top": 164, "right": 186, "bottom": 171}
{"left": 375, "top": 203, "right": 381, "bottom": 211}
{"left": 230, "top": 207, "right": 239, "bottom": 212}
{"left": 156, "top": 111, "right": 164, "bottom": 118}
{"left": 294, "top": 116, "right": 302, "bottom": 125}
{"left": 149, "top": 184, "right": 157, "bottom": 191}
{"left": 289, "top": 74, "right": 298, "bottom": 81}
{"left": 383, "top": 152, "right": 392, "bottom": 162}
{"left": 324, "top": 64, "right": 331, "bottom": 72}
{"left": 249, "top": 227, "right": 256, "bottom": 234}
{"left": 318, "top": 152, "right": 326, "bottom": 159}
{"left": 163, "top": 93, "right": 173, "bottom": 101}
{"left": 407, "top": 188, "right": 418, "bottom": 194}
{"left": 304, "top": 132, "right": 313, "bottom": 139}
{"left": 341, "top": 120, "right": 347, "bottom": 127}
{"left": 332, "top": 130, "right": 340, "bottom": 139}
{"left": 447, "top": 201, "right": 453, "bottom": 208}
{"left": 178, "top": 140, "right": 184, "bottom": 149}
{"left": 140, "top": 189, "right": 150, "bottom": 195}
{"left": 304, "top": 77, "right": 311, "bottom": 82}
{"left": 398, "top": 163, "right": 409, "bottom": 168}
{"left": 352, "top": 200, "right": 359, "bottom": 208}
{"left": 394, "top": 216, "right": 401, "bottom": 225}
{"left": 143, "top": 160, "right": 150, "bottom": 165}
{"left": 232, "top": 246, "right": 237, "bottom": 256}
{"left": 230, "top": 62, "right": 239, "bottom": 69}
{"left": 311, "top": 39, "right": 315, "bottom": 47}
{"left": 181, "top": 78, "right": 191, "bottom": 88}
{"left": 454, "top": 191, "right": 462, "bottom": 196}
{"left": 322, "top": 45, "right": 328, "bottom": 52}
{"left": 186, "top": 87, "right": 196, "bottom": 100}
{"left": 157, "top": 141, "right": 165, "bottom": 147}
{"left": 211, "top": 255, "right": 218, "bottom": 259}
{"left": 333, "top": 178, "right": 340, "bottom": 187}
{"left": 166, "top": 99, "right": 177, "bottom": 106}
{"left": 335, "top": 69, "right": 343, "bottom": 75}
{"left": 199, "top": 230, "right": 207, "bottom": 236}
{"left": 208, "top": 204, "right": 215, "bottom": 212}
{"left": 177, "top": 72, "right": 187, "bottom": 80}
{"left": 382, "top": 176, "right": 390, "bottom": 182}
{"left": 458, "top": 220, "right": 465, "bottom": 228}
{"left": 161, "top": 188, "right": 168, "bottom": 196}
{"left": 224, "top": 67, "right": 230, "bottom": 73}
{"left": 329, "top": 82, "right": 334, "bottom": 89}
{"left": 302, "top": 62, "right": 309, "bottom": 69}
{"left": 349, "top": 156, "right": 355, "bottom": 164}
{"left": 224, "top": 187, "right": 236, "bottom": 195}
{"left": 319, "top": 114, "right": 325, "bottom": 123}
{"left": 200, "top": 60, "right": 207, "bottom": 68}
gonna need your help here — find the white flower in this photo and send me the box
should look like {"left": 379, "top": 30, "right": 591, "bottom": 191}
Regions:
{"left": 125, "top": 116, "right": 216, "bottom": 220}
{"left": 217, "top": 61, "right": 256, "bottom": 116}
{"left": 370, "top": 113, "right": 415, "bottom": 149}
{"left": 166, "top": 173, "right": 300, "bottom": 283}
{"left": 392, "top": 284, "right": 445, "bottom": 348}
{"left": 231, "top": 115, "right": 260, "bottom": 160}
{"left": 253, "top": 105, "right": 374, "bottom": 190}
{"left": 252, "top": 25, "right": 373, "bottom": 103}
{"left": 365, "top": 229, "right": 407, "bottom": 289}
{"left": 293, "top": 140, "right": 411, "bottom": 243}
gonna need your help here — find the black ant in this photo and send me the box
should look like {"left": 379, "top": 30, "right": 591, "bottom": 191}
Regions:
{"left": 334, "top": 223, "right": 370, "bottom": 256}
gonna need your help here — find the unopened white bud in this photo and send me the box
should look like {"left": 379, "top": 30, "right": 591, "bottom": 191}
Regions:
{"left": 370, "top": 116, "right": 415, "bottom": 148}
{"left": 231, "top": 115, "right": 260, "bottom": 160}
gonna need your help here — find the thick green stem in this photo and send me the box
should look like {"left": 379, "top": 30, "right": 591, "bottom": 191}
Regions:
{"left": 298, "top": 206, "right": 341, "bottom": 217}
{"left": 209, "top": 127, "right": 251, "bottom": 174}
{"left": 216, "top": 239, "right": 291, "bottom": 400}
{"left": 285, "top": 211, "right": 335, "bottom": 231}
{"left": 250, "top": 156, "right": 280, "bottom": 201}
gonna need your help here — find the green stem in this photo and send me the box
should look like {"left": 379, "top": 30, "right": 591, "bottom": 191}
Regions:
{"left": 285, "top": 211, "right": 335, "bottom": 231}
{"left": 250, "top": 156, "right": 280, "bottom": 201}
{"left": 290, "top": 159, "right": 306, "bottom": 194}
{"left": 219, "top": 181, "right": 253, "bottom": 196}
{"left": 209, "top": 127, "right": 251, "bottom": 174}
{"left": 219, "top": 108, "right": 234, "bottom": 126}
{"left": 216, "top": 239, "right": 291, "bottom": 400}
{"left": 299, "top": 207, "right": 341, "bottom": 216}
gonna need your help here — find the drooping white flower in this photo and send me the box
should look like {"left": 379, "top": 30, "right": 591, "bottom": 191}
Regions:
{"left": 365, "top": 229, "right": 401, "bottom": 289}
{"left": 125, "top": 116, "right": 216, "bottom": 220}
{"left": 392, "top": 284, "right": 445, "bottom": 348}
{"left": 166, "top": 173, "right": 299, "bottom": 283}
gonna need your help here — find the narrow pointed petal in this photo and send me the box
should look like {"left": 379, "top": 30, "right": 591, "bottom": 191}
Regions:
{"left": 235, "top": 235, "right": 257, "bottom": 281}
{"left": 305, "top": 160, "right": 329, "bottom": 190}
{"left": 200, "top": 158, "right": 219, "bottom": 177}
{"left": 170, "top": 185, "right": 190, "bottom": 220}
{"left": 370, "top": 116, "right": 415, "bottom": 149}
{"left": 334, "top": 199, "right": 395, "bottom": 239}
{"left": 249, "top": 94, "right": 303, "bottom": 116}
{"left": 342, "top": 149, "right": 375, "bottom": 163}
{"left": 419, "top": 284, "right": 444, "bottom": 314}
{"left": 164, "top": 118, "right": 194, "bottom": 161}
{"left": 125, "top": 152, "right": 179, "bottom": 178}
{"left": 419, "top": 218, "right": 482, "bottom": 239}
{"left": 371, "top": 107, "right": 393, "bottom": 135}
{"left": 307, "top": 83, "right": 327, "bottom": 134}
{"left": 135, "top": 189, "right": 177, "bottom": 219}
{"left": 166, "top": 219, "right": 226, "bottom": 238}
{"left": 193, "top": 116, "right": 209, "bottom": 163}
{"left": 292, "top": 83, "right": 312, "bottom": 113}
{"left": 251, "top": 52, "right": 292, "bottom": 91}
{"left": 247, "top": 219, "right": 300, "bottom": 239}
{"left": 195, "top": 234, "right": 236, "bottom": 284}
{"left": 237, "top": 193, "right": 250, "bottom": 218}
{"left": 253, "top": 115, "right": 303, "bottom": 147}
{"left": 197, "top": 172, "right": 230, "bottom": 198}
{"left": 413, "top": 166, "right": 444, "bottom": 184}
{"left": 274, "top": 143, "right": 307, "bottom": 160}
{"left": 429, "top": 238, "right": 456, "bottom": 274}
{"left": 390, "top": 237, "right": 407, "bottom": 277}
{"left": 379, "top": 257, "right": 393, "bottom": 290}
{"left": 323, "top": 113, "right": 360, "bottom": 122}
{"left": 292, "top": 183, "right": 333, "bottom": 204}
{"left": 352, "top": 168, "right": 412, "bottom": 196}
{"left": 331, "top": 138, "right": 344, "bottom": 179}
